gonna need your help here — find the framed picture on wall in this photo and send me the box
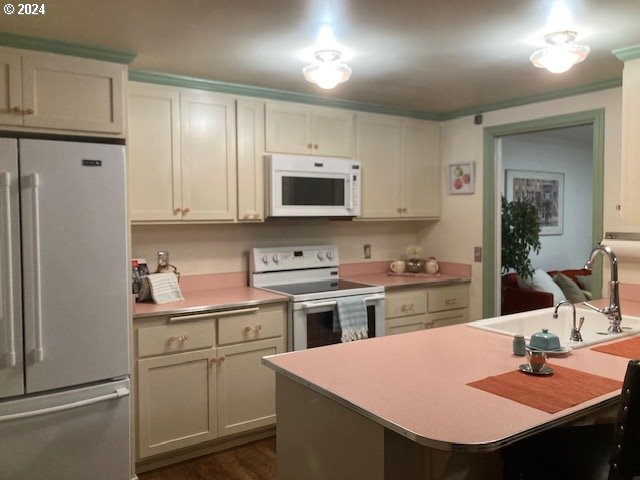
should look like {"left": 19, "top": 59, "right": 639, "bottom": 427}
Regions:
{"left": 505, "top": 170, "right": 564, "bottom": 235}
{"left": 448, "top": 162, "right": 475, "bottom": 194}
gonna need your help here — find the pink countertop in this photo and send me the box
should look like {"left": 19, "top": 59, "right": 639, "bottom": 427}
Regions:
{"left": 264, "top": 299, "right": 640, "bottom": 452}
{"left": 345, "top": 272, "right": 470, "bottom": 289}
{"left": 133, "top": 273, "right": 288, "bottom": 318}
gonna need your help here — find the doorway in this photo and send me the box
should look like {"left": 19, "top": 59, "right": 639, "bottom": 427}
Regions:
{"left": 482, "top": 109, "right": 605, "bottom": 318}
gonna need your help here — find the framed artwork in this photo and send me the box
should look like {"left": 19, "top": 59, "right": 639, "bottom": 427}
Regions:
{"left": 505, "top": 170, "right": 564, "bottom": 235}
{"left": 448, "top": 162, "right": 475, "bottom": 194}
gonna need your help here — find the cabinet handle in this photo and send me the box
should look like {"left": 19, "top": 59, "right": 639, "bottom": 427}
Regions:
{"left": 445, "top": 297, "right": 458, "bottom": 306}
{"left": 174, "top": 207, "right": 182, "bottom": 214}
{"left": 168, "top": 335, "right": 188, "bottom": 343}
{"left": 244, "top": 326, "right": 252, "bottom": 333}
{"left": 253, "top": 212, "right": 261, "bottom": 220}
{"left": 210, "top": 356, "right": 226, "bottom": 366}
{"left": 22, "top": 108, "right": 34, "bottom": 115}
{"left": 11, "top": 107, "right": 21, "bottom": 114}
{"left": 313, "top": 144, "right": 319, "bottom": 150}
{"left": 409, "top": 303, "right": 414, "bottom": 311}
{"left": 254, "top": 324, "right": 262, "bottom": 332}
{"left": 402, "top": 208, "right": 407, "bottom": 213}
{"left": 401, "top": 304, "right": 407, "bottom": 312}
{"left": 397, "top": 208, "right": 402, "bottom": 214}
{"left": 243, "top": 324, "right": 263, "bottom": 334}
{"left": 307, "top": 143, "right": 313, "bottom": 149}
{"left": 182, "top": 207, "right": 191, "bottom": 214}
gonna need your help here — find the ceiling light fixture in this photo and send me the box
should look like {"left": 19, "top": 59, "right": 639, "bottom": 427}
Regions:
{"left": 303, "top": 49, "right": 352, "bottom": 90}
{"left": 530, "top": 30, "right": 590, "bottom": 74}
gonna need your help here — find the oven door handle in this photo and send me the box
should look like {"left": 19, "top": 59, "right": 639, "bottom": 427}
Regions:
{"left": 300, "top": 294, "right": 385, "bottom": 310}
{"left": 300, "top": 300, "right": 337, "bottom": 310}
{"left": 364, "top": 294, "right": 385, "bottom": 302}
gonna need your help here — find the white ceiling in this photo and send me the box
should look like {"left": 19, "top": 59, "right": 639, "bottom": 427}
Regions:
{"left": 1, "top": 0, "right": 639, "bottom": 114}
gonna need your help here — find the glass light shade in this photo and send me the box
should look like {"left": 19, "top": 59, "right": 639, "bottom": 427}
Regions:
{"left": 303, "top": 49, "right": 352, "bottom": 89}
{"left": 530, "top": 31, "right": 590, "bottom": 74}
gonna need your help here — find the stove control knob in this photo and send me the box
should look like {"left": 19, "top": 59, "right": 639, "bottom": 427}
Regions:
{"left": 261, "top": 254, "right": 269, "bottom": 264}
{"left": 317, "top": 252, "right": 324, "bottom": 260}
{"left": 272, "top": 255, "right": 280, "bottom": 264}
{"left": 326, "top": 251, "right": 334, "bottom": 260}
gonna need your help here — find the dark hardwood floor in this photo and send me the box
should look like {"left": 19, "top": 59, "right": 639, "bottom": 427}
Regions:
{"left": 138, "top": 437, "right": 277, "bottom": 480}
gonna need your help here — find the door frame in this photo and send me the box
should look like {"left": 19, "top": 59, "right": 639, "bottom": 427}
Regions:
{"left": 482, "top": 109, "right": 605, "bottom": 318}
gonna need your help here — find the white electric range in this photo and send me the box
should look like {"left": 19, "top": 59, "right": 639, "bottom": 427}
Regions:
{"left": 250, "top": 245, "right": 385, "bottom": 350}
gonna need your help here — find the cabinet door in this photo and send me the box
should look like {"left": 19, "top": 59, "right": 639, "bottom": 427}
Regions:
{"left": 180, "top": 90, "right": 237, "bottom": 221}
{"left": 403, "top": 119, "right": 441, "bottom": 218}
{"left": 237, "top": 98, "right": 265, "bottom": 221}
{"left": 356, "top": 113, "right": 403, "bottom": 218}
{"left": 217, "top": 338, "right": 283, "bottom": 437}
{"left": 128, "top": 83, "right": 182, "bottom": 222}
{"left": 620, "top": 57, "right": 640, "bottom": 225}
{"left": 0, "top": 51, "right": 22, "bottom": 126}
{"left": 137, "top": 349, "right": 217, "bottom": 458}
{"left": 265, "top": 102, "right": 312, "bottom": 154}
{"left": 21, "top": 53, "right": 124, "bottom": 133}
{"left": 313, "top": 107, "right": 353, "bottom": 157}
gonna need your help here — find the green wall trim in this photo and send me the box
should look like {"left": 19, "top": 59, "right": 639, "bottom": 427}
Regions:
{"left": 442, "top": 79, "right": 620, "bottom": 121}
{"left": 613, "top": 45, "right": 640, "bottom": 62}
{"left": 0, "top": 32, "right": 136, "bottom": 64}
{"left": 129, "top": 69, "right": 442, "bottom": 120}
{"left": 482, "top": 109, "right": 605, "bottom": 318}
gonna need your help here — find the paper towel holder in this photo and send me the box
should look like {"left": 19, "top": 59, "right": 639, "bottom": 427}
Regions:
{"left": 604, "top": 232, "right": 640, "bottom": 241}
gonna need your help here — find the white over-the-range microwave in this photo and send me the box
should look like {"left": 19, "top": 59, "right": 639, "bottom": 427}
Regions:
{"left": 265, "top": 153, "right": 361, "bottom": 218}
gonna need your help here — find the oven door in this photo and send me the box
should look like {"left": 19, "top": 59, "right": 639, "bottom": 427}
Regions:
{"left": 290, "top": 294, "right": 385, "bottom": 350}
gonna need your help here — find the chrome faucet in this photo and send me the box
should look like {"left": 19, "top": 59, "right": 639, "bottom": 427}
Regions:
{"left": 581, "top": 244, "right": 622, "bottom": 334}
{"left": 553, "top": 300, "right": 583, "bottom": 342}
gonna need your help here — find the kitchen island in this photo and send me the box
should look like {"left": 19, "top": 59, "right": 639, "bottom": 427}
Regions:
{"left": 264, "top": 299, "right": 640, "bottom": 480}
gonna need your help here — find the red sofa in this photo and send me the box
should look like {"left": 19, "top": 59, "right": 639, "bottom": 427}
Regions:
{"left": 501, "top": 269, "right": 591, "bottom": 315}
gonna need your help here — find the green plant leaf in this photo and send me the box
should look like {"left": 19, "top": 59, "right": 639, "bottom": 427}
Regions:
{"left": 501, "top": 196, "right": 541, "bottom": 280}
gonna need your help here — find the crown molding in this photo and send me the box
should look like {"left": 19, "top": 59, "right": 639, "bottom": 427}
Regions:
{"left": 612, "top": 45, "right": 640, "bottom": 62}
{"left": 129, "top": 69, "right": 441, "bottom": 120}
{"left": 0, "top": 31, "right": 136, "bottom": 64}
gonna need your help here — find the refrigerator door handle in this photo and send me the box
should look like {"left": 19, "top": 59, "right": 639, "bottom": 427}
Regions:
{"left": 0, "top": 172, "right": 16, "bottom": 367}
{"left": 0, "top": 386, "right": 130, "bottom": 423}
{"left": 30, "top": 173, "right": 44, "bottom": 363}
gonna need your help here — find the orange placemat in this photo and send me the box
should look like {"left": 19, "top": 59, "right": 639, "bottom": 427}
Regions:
{"left": 591, "top": 336, "right": 640, "bottom": 359}
{"left": 467, "top": 364, "right": 622, "bottom": 414}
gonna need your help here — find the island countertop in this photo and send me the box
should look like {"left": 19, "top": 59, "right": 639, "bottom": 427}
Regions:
{"left": 264, "top": 300, "right": 640, "bottom": 452}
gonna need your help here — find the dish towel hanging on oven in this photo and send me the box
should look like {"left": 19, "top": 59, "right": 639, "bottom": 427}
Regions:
{"left": 336, "top": 296, "right": 368, "bottom": 342}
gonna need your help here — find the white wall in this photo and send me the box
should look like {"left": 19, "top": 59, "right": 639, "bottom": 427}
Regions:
{"left": 131, "top": 220, "right": 424, "bottom": 275}
{"left": 419, "top": 87, "right": 640, "bottom": 321}
{"left": 501, "top": 127, "right": 593, "bottom": 271}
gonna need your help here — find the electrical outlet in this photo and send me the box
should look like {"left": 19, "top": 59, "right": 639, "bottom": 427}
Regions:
{"left": 364, "top": 244, "right": 372, "bottom": 259}
{"left": 474, "top": 246, "right": 482, "bottom": 262}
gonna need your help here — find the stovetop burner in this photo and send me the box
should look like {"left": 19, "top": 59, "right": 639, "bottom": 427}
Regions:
{"left": 265, "top": 279, "right": 376, "bottom": 297}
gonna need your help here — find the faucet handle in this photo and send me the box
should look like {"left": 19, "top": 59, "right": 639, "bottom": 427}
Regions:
{"left": 578, "top": 316, "right": 585, "bottom": 332}
{"left": 582, "top": 301, "right": 605, "bottom": 314}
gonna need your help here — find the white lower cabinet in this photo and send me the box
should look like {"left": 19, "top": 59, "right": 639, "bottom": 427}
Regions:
{"left": 137, "top": 348, "right": 217, "bottom": 458}
{"left": 135, "top": 303, "right": 286, "bottom": 462}
{"left": 385, "top": 284, "right": 469, "bottom": 335}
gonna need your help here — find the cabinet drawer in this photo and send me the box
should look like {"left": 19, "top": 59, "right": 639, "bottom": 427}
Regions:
{"left": 385, "top": 314, "right": 427, "bottom": 336}
{"left": 425, "top": 308, "right": 469, "bottom": 329}
{"left": 385, "top": 289, "right": 427, "bottom": 319}
{"left": 427, "top": 285, "right": 469, "bottom": 313}
{"left": 137, "top": 321, "right": 216, "bottom": 357}
{"left": 218, "top": 305, "right": 285, "bottom": 346}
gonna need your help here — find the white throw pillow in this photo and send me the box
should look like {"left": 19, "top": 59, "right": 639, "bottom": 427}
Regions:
{"left": 526, "top": 268, "right": 566, "bottom": 305}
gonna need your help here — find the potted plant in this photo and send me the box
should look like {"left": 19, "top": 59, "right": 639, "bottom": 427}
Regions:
{"left": 501, "top": 195, "right": 541, "bottom": 281}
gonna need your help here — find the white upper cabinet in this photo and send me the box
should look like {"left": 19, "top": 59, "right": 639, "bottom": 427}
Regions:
{"left": 128, "top": 84, "right": 181, "bottom": 222}
{"left": 180, "top": 91, "right": 236, "bottom": 222}
{"left": 236, "top": 98, "right": 266, "bottom": 222}
{"left": 356, "top": 113, "right": 403, "bottom": 218}
{"left": 620, "top": 55, "right": 640, "bottom": 226}
{"left": 0, "top": 47, "right": 125, "bottom": 134}
{"left": 356, "top": 112, "right": 441, "bottom": 220}
{"left": 128, "top": 82, "right": 236, "bottom": 223}
{"left": 265, "top": 101, "right": 353, "bottom": 157}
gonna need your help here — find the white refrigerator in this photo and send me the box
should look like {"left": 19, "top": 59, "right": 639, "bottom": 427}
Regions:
{"left": 0, "top": 139, "right": 131, "bottom": 479}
